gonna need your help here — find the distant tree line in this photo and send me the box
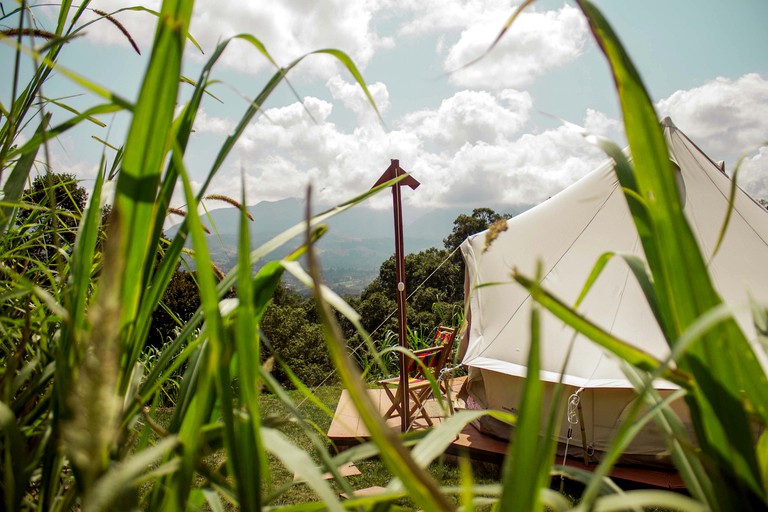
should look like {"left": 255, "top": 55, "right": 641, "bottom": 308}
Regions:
{"left": 11, "top": 173, "right": 510, "bottom": 388}
{"left": 150, "top": 207, "right": 510, "bottom": 386}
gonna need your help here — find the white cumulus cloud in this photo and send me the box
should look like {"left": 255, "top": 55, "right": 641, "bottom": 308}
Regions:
{"left": 394, "top": 0, "right": 514, "bottom": 35}
{"left": 327, "top": 75, "right": 390, "bottom": 124}
{"left": 735, "top": 146, "right": 768, "bottom": 203}
{"left": 656, "top": 73, "right": 768, "bottom": 161}
{"left": 401, "top": 89, "right": 532, "bottom": 152}
{"left": 86, "top": 0, "right": 391, "bottom": 77}
{"left": 442, "top": 5, "right": 588, "bottom": 89}
{"left": 205, "top": 89, "right": 605, "bottom": 211}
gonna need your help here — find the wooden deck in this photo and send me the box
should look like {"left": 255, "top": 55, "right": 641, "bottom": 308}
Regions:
{"left": 327, "top": 381, "right": 685, "bottom": 490}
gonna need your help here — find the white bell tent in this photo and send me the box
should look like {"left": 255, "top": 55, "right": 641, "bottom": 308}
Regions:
{"left": 459, "top": 118, "right": 768, "bottom": 464}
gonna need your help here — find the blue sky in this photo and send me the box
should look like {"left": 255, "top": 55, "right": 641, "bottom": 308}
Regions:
{"left": 4, "top": 0, "right": 768, "bottom": 213}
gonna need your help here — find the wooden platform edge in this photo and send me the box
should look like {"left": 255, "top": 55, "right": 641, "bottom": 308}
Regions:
{"left": 327, "top": 388, "right": 685, "bottom": 490}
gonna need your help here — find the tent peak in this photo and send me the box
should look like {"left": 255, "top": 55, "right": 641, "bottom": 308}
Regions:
{"left": 660, "top": 116, "right": 676, "bottom": 129}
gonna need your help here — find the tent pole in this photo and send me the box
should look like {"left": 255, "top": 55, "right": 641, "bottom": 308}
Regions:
{"left": 372, "top": 160, "right": 420, "bottom": 432}
{"left": 392, "top": 166, "right": 409, "bottom": 431}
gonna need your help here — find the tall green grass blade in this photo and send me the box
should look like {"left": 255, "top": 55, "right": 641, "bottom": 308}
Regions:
{"left": 0, "top": 263, "right": 68, "bottom": 320}
{"left": 43, "top": 96, "right": 107, "bottom": 126}
{"left": 455, "top": 0, "right": 536, "bottom": 73}
{"left": 202, "top": 488, "right": 226, "bottom": 512}
{"left": 131, "top": 33, "right": 246, "bottom": 311}
{"left": 539, "top": 489, "right": 572, "bottom": 512}
{"left": 262, "top": 427, "right": 345, "bottom": 512}
{"left": 752, "top": 297, "right": 768, "bottom": 355}
{"left": 113, "top": 0, "right": 193, "bottom": 354}
{"left": 113, "top": 6, "right": 203, "bottom": 53}
{"left": 304, "top": 191, "right": 455, "bottom": 512}
{"left": 577, "top": 0, "right": 768, "bottom": 505}
{"left": 578, "top": 130, "right": 671, "bottom": 337}
{"left": 0, "top": 112, "right": 50, "bottom": 231}
{"left": 590, "top": 490, "right": 707, "bottom": 512}
{"left": 84, "top": 435, "right": 179, "bottom": 512}
{"left": 513, "top": 271, "right": 689, "bottom": 385}
{"left": 406, "top": 410, "right": 489, "bottom": 469}
{"left": 0, "top": 41, "right": 132, "bottom": 112}
{"left": 134, "top": 180, "right": 396, "bottom": 416}
{"left": 0, "top": 401, "right": 24, "bottom": 512}
{"left": 229, "top": 174, "right": 263, "bottom": 511}
{"left": 711, "top": 143, "right": 766, "bottom": 258}
{"left": 308, "top": 48, "right": 381, "bottom": 120}
{"left": 64, "top": 157, "right": 106, "bottom": 339}
{"left": 131, "top": 33, "right": 290, "bottom": 361}
{"left": 498, "top": 278, "right": 553, "bottom": 512}
{"left": 579, "top": 386, "right": 686, "bottom": 507}
{"left": 256, "top": 367, "right": 357, "bottom": 499}
{"left": 157, "top": 144, "right": 224, "bottom": 512}
{"left": 574, "top": 251, "right": 662, "bottom": 331}
{"left": 458, "top": 455, "right": 475, "bottom": 512}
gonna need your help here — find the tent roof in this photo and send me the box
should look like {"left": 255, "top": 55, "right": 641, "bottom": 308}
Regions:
{"left": 460, "top": 118, "right": 768, "bottom": 389}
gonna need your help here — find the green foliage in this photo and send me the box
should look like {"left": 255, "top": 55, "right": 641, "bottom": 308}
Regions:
{"left": 262, "top": 284, "right": 334, "bottom": 387}
{"left": 0, "top": 1, "right": 388, "bottom": 510}
{"left": 17, "top": 172, "right": 87, "bottom": 257}
{"left": 503, "top": 1, "right": 768, "bottom": 510}
{"left": 148, "top": 268, "right": 200, "bottom": 349}
{"left": 583, "top": 0, "right": 767, "bottom": 507}
{"left": 355, "top": 247, "right": 463, "bottom": 338}
{"left": 443, "top": 207, "right": 510, "bottom": 252}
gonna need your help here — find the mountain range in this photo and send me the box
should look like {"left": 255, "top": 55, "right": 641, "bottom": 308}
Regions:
{"left": 167, "top": 198, "right": 527, "bottom": 295}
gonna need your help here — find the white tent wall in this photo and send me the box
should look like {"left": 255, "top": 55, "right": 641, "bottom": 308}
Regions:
{"left": 459, "top": 118, "right": 768, "bottom": 463}
{"left": 473, "top": 370, "right": 693, "bottom": 466}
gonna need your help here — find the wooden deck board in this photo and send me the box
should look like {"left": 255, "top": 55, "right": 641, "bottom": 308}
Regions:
{"left": 327, "top": 383, "right": 685, "bottom": 490}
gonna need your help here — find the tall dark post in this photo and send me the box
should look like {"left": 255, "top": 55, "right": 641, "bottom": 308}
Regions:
{"left": 372, "top": 160, "right": 420, "bottom": 431}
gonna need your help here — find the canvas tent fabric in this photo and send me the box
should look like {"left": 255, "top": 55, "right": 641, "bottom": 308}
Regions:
{"left": 459, "top": 118, "right": 768, "bottom": 462}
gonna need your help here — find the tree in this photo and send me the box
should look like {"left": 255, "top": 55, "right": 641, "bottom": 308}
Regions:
{"left": 349, "top": 208, "right": 511, "bottom": 374}
{"left": 16, "top": 173, "right": 89, "bottom": 265}
{"left": 354, "top": 246, "right": 464, "bottom": 357}
{"left": 443, "top": 207, "right": 510, "bottom": 251}
{"left": 370, "top": 247, "right": 463, "bottom": 304}
{"left": 148, "top": 269, "right": 201, "bottom": 349}
{"left": 261, "top": 288, "right": 334, "bottom": 387}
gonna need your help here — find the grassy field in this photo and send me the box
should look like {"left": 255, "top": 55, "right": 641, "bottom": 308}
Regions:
{"left": 147, "top": 384, "right": 507, "bottom": 509}
{"left": 3, "top": 0, "right": 765, "bottom": 509}
{"left": 264, "top": 385, "right": 504, "bottom": 506}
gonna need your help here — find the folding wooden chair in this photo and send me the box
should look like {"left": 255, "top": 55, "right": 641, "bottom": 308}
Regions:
{"left": 378, "top": 326, "right": 457, "bottom": 427}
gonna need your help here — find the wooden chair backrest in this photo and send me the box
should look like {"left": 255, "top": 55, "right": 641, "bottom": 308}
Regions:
{"left": 408, "top": 326, "right": 457, "bottom": 379}
{"left": 433, "top": 326, "right": 457, "bottom": 370}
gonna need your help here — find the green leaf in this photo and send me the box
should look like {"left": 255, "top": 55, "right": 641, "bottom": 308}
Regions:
{"left": 400, "top": 410, "right": 488, "bottom": 471}
{"left": 304, "top": 195, "right": 455, "bottom": 512}
{"left": 114, "top": 0, "right": 193, "bottom": 345}
{"left": 498, "top": 280, "right": 552, "bottom": 512}
{"left": 230, "top": 172, "right": 263, "bottom": 511}
{"left": 158, "top": 144, "right": 224, "bottom": 511}
{"left": 0, "top": 112, "right": 50, "bottom": 231}
{"left": 65, "top": 154, "right": 106, "bottom": 337}
{"left": 578, "top": 2, "right": 768, "bottom": 505}
{"left": 83, "top": 436, "right": 179, "bottom": 512}
{"left": 592, "top": 489, "right": 707, "bottom": 512}
{"left": 262, "top": 427, "right": 345, "bottom": 512}
{"left": 0, "top": 401, "right": 25, "bottom": 512}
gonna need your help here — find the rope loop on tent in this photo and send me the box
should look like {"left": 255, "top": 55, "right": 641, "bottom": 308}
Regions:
{"left": 560, "top": 388, "right": 585, "bottom": 491}
{"left": 566, "top": 388, "right": 584, "bottom": 431}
